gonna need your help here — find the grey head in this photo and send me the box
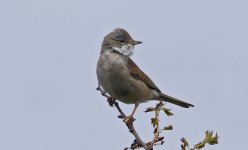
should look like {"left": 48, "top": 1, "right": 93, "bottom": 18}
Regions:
{"left": 101, "top": 28, "right": 142, "bottom": 56}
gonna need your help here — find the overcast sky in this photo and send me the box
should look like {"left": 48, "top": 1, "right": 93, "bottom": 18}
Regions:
{"left": 0, "top": 0, "right": 247, "bottom": 150}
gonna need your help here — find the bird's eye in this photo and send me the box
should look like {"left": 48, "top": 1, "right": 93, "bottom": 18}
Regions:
{"left": 114, "top": 35, "right": 121, "bottom": 40}
{"left": 120, "top": 40, "right": 125, "bottom": 44}
{"left": 113, "top": 35, "right": 125, "bottom": 44}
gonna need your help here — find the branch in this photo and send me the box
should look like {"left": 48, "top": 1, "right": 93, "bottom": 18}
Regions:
{"left": 181, "top": 130, "right": 219, "bottom": 150}
{"left": 96, "top": 84, "right": 219, "bottom": 150}
{"left": 96, "top": 84, "right": 150, "bottom": 150}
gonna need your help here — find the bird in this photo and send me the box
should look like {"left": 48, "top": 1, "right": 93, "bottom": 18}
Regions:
{"left": 96, "top": 28, "right": 194, "bottom": 122}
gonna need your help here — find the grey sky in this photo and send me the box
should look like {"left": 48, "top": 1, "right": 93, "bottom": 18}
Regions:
{"left": 0, "top": 0, "right": 247, "bottom": 150}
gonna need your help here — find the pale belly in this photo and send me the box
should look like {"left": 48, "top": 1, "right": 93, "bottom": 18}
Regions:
{"left": 96, "top": 52, "right": 156, "bottom": 104}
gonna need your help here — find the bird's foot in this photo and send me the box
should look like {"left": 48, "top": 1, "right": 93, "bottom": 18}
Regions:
{"left": 101, "top": 90, "right": 107, "bottom": 96}
{"left": 107, "top": 97, "right": 116, "bottom": 107}
{"left": 124, "top": 115, "right": 135, "bottom": 126}
{"left": 96, "top": 85, "right": 107, "bottom": 96}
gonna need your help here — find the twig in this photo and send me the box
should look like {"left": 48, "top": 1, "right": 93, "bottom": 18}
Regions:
{"left": 146, "top": 101, "right": 165, "bottom": 148}
{"left": 96, "top": 84, "right": 219, "bottom": 150}
{"left": 151, "top": 101, "right": 163, "bottom": 146}
{"left": 96, "top": 84, "right": 150, "bottom": 150}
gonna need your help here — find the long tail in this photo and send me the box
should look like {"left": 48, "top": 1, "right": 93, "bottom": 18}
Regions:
{"left": 159, "top": 93, "right": 194, "bottom": 108}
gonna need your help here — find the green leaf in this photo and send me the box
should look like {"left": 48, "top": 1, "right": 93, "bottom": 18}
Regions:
{"left": 208, "top": 133, "right": 219, "bottom": 145}
{"left": 203, "top": 130, "right": 213, "bottom": 142}
{"left": 144, "top": 107, "right": 155, "bottom": 113}
{"left": 163, "top": 125, "right": 173, "bottom": 130}
{"left": 151, "top": 118, "right": 158, "bottom": 127}
{"left": 162, "top": 108, "right": 174, "bottom": 117}
{"left": 193, "top": 131, "right": 220, "bottom": 149}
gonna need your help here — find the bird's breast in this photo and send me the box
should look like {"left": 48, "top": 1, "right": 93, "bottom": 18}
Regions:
{"left": 96, "top": 51, "right": 156, "bottom": 104}
{"left": 97, "top": 52, "right": 130, "bottom": 95}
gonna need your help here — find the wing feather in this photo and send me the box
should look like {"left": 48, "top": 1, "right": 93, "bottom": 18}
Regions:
{"left": 127, "top": 58, "right": 161, "bottom": 92}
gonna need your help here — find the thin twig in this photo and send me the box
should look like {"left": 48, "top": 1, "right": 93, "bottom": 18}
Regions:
{"left": 147, "top": 101, "right": 164, "bottom": 148}
{"left": 97, "top": 84, "right": 150, "bottom": 150}
{"left": 151, "top": 101, "right": 162, "bottom": 146}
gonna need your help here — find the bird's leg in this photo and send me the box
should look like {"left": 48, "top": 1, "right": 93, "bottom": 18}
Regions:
{"left": 124, "top": 103, "right": 139, "bottom": 125}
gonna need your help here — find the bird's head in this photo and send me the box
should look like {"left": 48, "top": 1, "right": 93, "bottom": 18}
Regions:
{"left": 101, "top": 28, "right": 142, "bottom": 56}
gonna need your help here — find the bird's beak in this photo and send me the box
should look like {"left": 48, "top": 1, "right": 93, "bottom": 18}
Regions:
{"left": 131, "top": 40, "right": 142, "bottom": 45}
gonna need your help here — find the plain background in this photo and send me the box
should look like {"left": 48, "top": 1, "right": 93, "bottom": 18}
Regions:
{"left": 0, "top": 0, "right": 247, "bottom": 150}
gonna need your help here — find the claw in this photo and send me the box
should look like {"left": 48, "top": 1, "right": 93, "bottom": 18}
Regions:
{"left": 100, "top": 90, "right": 106, "bottom": 95}
{"left": 107, "top": 97, "right": 116, "bottom": 107}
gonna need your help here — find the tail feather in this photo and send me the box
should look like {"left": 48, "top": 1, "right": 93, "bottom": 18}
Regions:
{"left": 159, "top": 93, "right": 194, "bottom": 108}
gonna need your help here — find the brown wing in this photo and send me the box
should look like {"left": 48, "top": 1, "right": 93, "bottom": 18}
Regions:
{"left": 127, "top": 58, "right": 161, "bottom": 92}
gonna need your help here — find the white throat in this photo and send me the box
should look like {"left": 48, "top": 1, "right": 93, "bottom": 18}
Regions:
{"left": 113, "top": 44, "right": 134, "bottom": 56}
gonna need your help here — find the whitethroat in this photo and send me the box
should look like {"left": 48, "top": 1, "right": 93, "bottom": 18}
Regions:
{"left": 96, "top": 28, "right": 194, "bottom": 122}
